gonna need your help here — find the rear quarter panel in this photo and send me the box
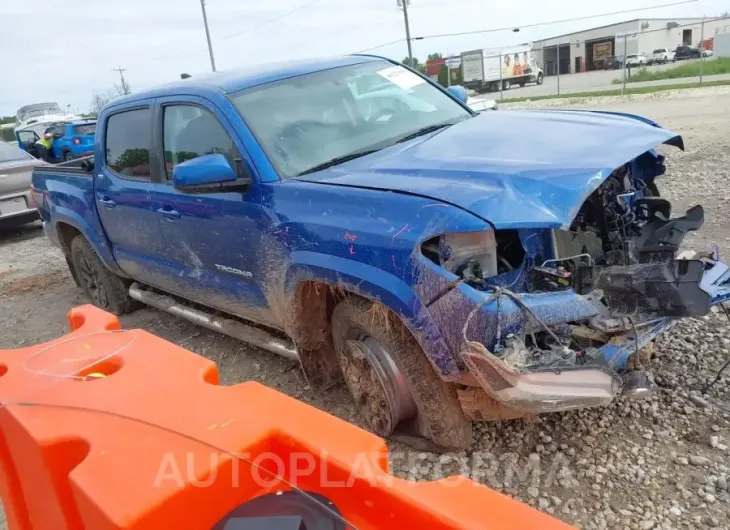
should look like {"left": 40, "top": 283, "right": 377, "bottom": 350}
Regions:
{"left": 32, "top": 167, "right": 122, "bottom": 274}
{"left": 0, "top": 159, "right": 43, "bottom": 197}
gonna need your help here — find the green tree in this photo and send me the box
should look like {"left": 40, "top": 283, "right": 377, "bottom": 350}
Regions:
{"left": 437, "top": 64, "right": 450, "bottom": 87}
{"left": 112, "top": 148, "right": 149, "bottom": 173}
{"left": 402, "top": 56, "right": 420, "bottom": 69}
{"left": 427, "top": 53, "right": 443, "bottom": 61}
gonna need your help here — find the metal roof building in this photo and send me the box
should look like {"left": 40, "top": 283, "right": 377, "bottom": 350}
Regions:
{"left": 531, "top": 17, "right": 730, "bottom": 74}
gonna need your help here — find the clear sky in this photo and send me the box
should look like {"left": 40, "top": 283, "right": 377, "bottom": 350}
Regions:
{"left": 1, "top": 0, "right": 727, "bottom": 116}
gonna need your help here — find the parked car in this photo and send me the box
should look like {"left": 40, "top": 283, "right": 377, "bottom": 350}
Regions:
{"left": 468, "top": 98, "right": 498, "bottom": 112}
{"left": 625, "top": 54, "right": 649, "bottom": 67}
{"left": 675, "top": 45, "right": 702, "bottom": 60}
{"left": 0, "top": 141, "right": 46, "bottom": 228}
{"left": 16, "top": 120, "right": 96, "bottom": 162}
{"left": 603, "top": 55, "right": 623, "bottom": 69}
{"left": 701, "top": 48, "right": 714, "bottom": 58}
{"left": 649, "top": 48, "right": 675, "bottom": 64}
{"left": 31, "top": 55, "right": 730, "bottom": 451}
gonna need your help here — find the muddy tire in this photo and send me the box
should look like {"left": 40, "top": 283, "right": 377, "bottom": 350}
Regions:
{"left": 70, "top": 236, "right": 135, "bottom": 316}
{"left": 331, "top": 297, "right": 472, "bottom": 452}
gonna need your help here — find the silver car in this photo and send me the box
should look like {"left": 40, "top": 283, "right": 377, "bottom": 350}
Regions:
{"left": 0, "top": 141, "right": 46, "bottom": 227}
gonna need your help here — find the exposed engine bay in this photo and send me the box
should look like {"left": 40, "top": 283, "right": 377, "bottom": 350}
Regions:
{"left": 421, "top": 150, "right": 730, "bottom": 414}
{"left": 549, "top": 157, "right": 710, "bottom": 317}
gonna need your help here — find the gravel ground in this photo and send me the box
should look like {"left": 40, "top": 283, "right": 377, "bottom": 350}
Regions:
{"left": 2, "top": 87, "right": 730, "bottom": 529}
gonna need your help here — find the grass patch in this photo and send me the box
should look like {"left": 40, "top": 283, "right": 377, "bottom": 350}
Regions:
{"left": 610, "top": 57, "right": 730, "bottom": 84}
{"left": 498, "top": 79, "right": 730, "bottom": 103}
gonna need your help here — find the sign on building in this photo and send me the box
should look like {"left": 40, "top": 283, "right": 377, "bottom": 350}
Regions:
{"left": 615, "top": 31, "right": 639, "bottom": 41}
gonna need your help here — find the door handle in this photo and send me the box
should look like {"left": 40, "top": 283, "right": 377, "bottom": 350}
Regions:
{"left": 99, "top": 197, "right": 116, "bottom": 208}
{"left": 157, "top": 207, "right": 181, "bottom": 220}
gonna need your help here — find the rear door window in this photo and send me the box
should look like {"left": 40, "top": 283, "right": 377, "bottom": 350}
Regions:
{"left": 49, "top": 124, "right": 66, "bottom": 138}
{"left": 105, "top": 108, "right": 152, "bottom": 179}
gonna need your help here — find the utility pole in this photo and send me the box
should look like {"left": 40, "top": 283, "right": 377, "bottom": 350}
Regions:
{"left": 621, "top": 34, "right": 628, "bottom": 95}
{"left": 200, "top": 0, "right": 217, "bottom": 72}
{"left": 699, "top": 16, "right": 705, "bottom": 84}
{"left": 556, "top": 44, "right": 561, "bottom": 95}
{"left": 499, "top": 50, "right": 504, "bottom": 100}
{"left": 113, "top": 66, "right": 130, "bottom": 95}
{"left": 399, "top": 0, "right": 413, "bottom": 67}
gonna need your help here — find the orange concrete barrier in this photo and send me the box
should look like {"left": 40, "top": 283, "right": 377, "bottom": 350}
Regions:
{"left": 0, "top": 305, "right": 572, "bottom": 529}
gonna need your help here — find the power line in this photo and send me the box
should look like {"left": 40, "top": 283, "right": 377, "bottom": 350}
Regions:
{"left": 145, "top": 0, "right": 326, "bottom": 68}
{"left": 355, "top": 0, "right": 700, "bottom": 52}
{"left": 412, "top": 0, "right": 699, "bottom": 41}
{"left": 357, "top": 38, "right": 405, "bottom": 53}
{"left": 222, "top": 0, "right": 325, "bottom": 41}
{"left": 292, "top": 10, "right": 396, "bottom": 54}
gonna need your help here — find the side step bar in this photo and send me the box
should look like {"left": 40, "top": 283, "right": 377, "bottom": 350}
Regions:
{"left": 128, "top": 283, "right": 299, "bottom": 361}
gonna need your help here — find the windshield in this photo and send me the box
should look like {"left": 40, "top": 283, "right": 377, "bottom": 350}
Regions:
{"left": 230, "top": 60, "right": 472, "bottom": 178}
{"left": 653, "top": 49, "right": 665, "bottom": 53}
{"left": 0, "top": 142, "right": 33, "bottom": 163}
{"left": 627, "top": 55, "right": 638, "bottom": 59}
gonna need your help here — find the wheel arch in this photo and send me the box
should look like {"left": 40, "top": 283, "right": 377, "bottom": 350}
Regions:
{"left": 51, "top": 210, "right": 126, "bottom": 276}
{"left": 285, "top": 251, "right": 461, "bottom": 385}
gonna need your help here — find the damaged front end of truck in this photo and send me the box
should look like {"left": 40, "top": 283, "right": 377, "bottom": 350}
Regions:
{"left": 419, "top": 116, "right": 730, "bottom": 416}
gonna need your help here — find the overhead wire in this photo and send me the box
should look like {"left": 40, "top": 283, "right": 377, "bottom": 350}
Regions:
{"left": 221, "top": 0, "right": 326, "bottom": 41}
{"left": 146, "top": 0, "right": 328, "bottom": 69}
{"left": 353, "top": 0, "right": 702, "bottom": 52}
{"left": 411, "top": 0, "right": 700, "bottom": 41}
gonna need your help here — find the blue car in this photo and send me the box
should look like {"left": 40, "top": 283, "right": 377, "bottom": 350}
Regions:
{"left": 16, "top": 120, "right": 96, "bottom": 162}
{"left": 47, "top": 120, "right": 96, "bottom": 161}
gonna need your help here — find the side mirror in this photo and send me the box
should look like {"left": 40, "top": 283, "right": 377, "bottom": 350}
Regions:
{"left": 172, "top": 153, "right": 249, "bottom": 192}
{"left": 446, "top": 85, "right": 468, "bottom": 105}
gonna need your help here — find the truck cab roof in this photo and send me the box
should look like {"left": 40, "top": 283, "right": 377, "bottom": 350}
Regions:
{"left": 107, "top": 55, "right": 385, "bottom": 109}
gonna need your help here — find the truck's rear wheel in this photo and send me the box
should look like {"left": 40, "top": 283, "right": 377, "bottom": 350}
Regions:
{"left": 70, "top": 236, "right": 135, "bottom": 316}
{"left": 331, "top": 297, "right": 472, "bottom": 452}
{"left": 502, "top": 80, "right": 511, "bottom": 90}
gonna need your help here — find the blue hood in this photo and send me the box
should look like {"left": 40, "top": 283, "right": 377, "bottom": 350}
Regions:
{"left": 296, "top": 109, "right": 683, "bottom": 229}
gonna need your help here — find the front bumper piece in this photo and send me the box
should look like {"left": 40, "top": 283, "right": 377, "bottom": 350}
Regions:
{"left": 460, "top": 340, "right": 622, "bottom": 414}
{"left": 458, "top": 256, "right": 730, "bottom": 415}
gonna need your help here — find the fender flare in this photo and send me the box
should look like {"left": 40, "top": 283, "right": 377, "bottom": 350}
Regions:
{"left": 51, "top": 207, "right": 126, "bottom": 276}
{"left": 285, "top": 251, "right": 461, "bottom": 380}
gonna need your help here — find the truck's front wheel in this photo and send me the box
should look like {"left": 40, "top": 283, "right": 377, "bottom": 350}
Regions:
{"left": 536, "top": 72, "right": 544, "bottom": 85}
{"left": 331, "top": 297, "right": 472, "bottom": 451}
{"left": 70, "top": 236, "right": 136, "bottom": 316}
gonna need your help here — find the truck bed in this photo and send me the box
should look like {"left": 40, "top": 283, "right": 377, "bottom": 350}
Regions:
{"left": 31, "top": 157, "right": 109, "bottom": 260}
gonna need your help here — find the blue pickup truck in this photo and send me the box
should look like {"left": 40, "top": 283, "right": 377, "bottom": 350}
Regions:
{"left": 31, "top": 55, "right": 730, "bottom": 450}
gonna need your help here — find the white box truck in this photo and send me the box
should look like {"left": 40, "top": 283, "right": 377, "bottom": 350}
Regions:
{"left": 461, "top": 45, "right": 544, "bottom": 93}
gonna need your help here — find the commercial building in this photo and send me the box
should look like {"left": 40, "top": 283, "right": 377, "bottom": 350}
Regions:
{"left": 531, "top": 17, "right": 730, "bottom": 74}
